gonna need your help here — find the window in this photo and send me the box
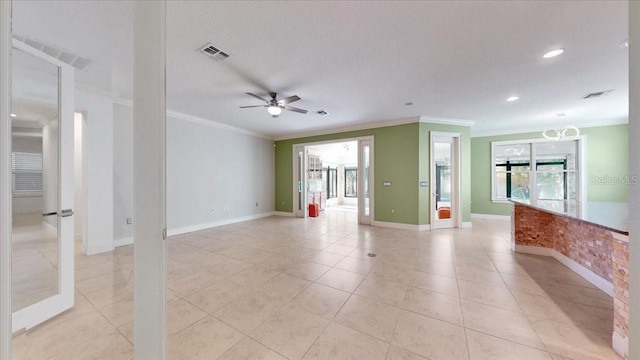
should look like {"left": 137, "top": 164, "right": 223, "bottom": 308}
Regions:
{"left": 492, "top": 138, "right": 582, "bottom": 213}
{"left": 326, "top": 167, "right": 337, "bottom": 199}
{"left": 12, "top": 151, "right": 43, "bottom": 194}
{"left": 345, "top": 168, "right": 357, "bottom": 197}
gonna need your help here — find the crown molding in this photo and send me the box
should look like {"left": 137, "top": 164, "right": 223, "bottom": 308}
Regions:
{"left": 273, "top": 116, "right": 421, "bottom": 141}
{"left": 471, "top": 118, "right": 628, "bottom": 138}
{"left": 419, "top": 116, "right": 474, "bottom": 127}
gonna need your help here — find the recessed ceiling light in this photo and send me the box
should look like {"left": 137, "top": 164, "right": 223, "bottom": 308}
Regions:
{"left": 10, "top": 113, "right": 16, "bottom": 117}
{"left": 543, "top": 48, "right": 564, "bottom": 58}
{"left": 506, "top": 96, "right": 519, "bottom": 102}
{"left": 556, "top": 112, "right": 566, "bottom": 117}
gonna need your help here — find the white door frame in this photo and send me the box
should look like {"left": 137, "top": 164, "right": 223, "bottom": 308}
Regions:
{"left": 1, "top": 0, "right": 13, "bottom": 357}
{"left": 11, "top": 39, "right": 75, "bottom": 333}
{"left": 358, "top": 138, "right": 374, "bottom": 225}
{"left": 430, "top": 131, "right": 461, "bottom": 229}
{"left": 292, "top": 145, "right": 308, "bottom": 218}
{"left": 291, "top": 136, "right": 374, "bottom": 222}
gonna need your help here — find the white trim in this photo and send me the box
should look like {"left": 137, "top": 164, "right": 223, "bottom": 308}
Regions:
{"left": 471, "top": 118, "right": 628, "bottom": 138}
{"left": 273, "top": 211, "right": 294, "bottom": 217}
{"left": 167, "top": 110, "right": 272, "bottom": 140}
{"left": 42, "top": 221, "right": 57, "bottom": 236}
{"left": 0, "top": 0, "right": 11, "bottom": 355}
{"left": 373, "top": 220, "right": 427, "bottom": 231}
{"left": 471, "top": 213, "right": 511, "bottom": 220}
{"left": 461, "top": 221, "right": 472, "bottom": 228}
{"left": 612, "top": 331, "right": 629, "bottom": 359}
{"left": 611, "top": 231, "right": 629, "bottom": 243}
{"left": 85, "top": 243, "right": 115, "bottom": 256}
{"left": 419, "top": 116, "right": 474, "bottom": 127}
{"left": 167, "top": 212, "right": 275, "bottom": 237}
{"left": 114, "top": 236, "right": 134, "bottom": 247}
{"left": 276, "top": 117, "right": 421, "bottom": 141}
{"left": 514, "top": 244, "right": 614, "bottom": 297}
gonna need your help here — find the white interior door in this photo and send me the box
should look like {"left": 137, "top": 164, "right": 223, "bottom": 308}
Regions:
{"left": 430, "top": 133, "right": 459, "bottom": 230}
{"left": 293, "top": 145, "right": 307, "bottom": 218}
{"left": 11, "top": 39, "right": 74, "bottom": 332}
{"left": 358, "top": 139, "right": 373, "bottom": 224}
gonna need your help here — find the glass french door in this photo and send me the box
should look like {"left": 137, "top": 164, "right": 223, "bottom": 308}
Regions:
{"left": 11, "top": 39, "right": 74, "bottom": 332}
{"left": 293, "top": 145, "right": 307, "bottom": 218}
{"left": 431, "top": 133, "right": 459, "bottom": 229}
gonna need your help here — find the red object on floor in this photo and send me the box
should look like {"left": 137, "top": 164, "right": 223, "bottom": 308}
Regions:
{"left": 309, "top": 203, "right": 319, "bottom": 217}
{"left": 438, "top": 207, "right": 451, "bottom": 219}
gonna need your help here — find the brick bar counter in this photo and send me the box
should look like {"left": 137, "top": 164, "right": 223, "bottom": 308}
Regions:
{"left": 511, "top": 201, "right": 629, "bottom": 358}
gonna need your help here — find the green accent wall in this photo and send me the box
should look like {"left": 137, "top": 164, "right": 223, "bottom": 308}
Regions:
{"left": 470, "top": 124, "right": 629, "bottom": 216}
{"left": 275, "top": 122, "right": 471, "bottom": 226}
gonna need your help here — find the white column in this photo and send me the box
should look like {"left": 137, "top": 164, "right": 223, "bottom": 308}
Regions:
{"left": 134, "top": 1, "right": 166, "bottom": 359}
{"left": 0, "top": 1, "right": 11, "bottom": 359}
{"left": 628, "top": 2, "right": 640, "bottom": 359}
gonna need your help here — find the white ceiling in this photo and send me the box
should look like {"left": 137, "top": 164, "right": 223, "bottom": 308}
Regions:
{"left": 11, "top": 1, "right": 629, "bottom": 139}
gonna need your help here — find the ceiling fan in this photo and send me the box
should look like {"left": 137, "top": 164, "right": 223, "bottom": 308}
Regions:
{"left": 239, "top": 92, "right": 308, "bottom": 117}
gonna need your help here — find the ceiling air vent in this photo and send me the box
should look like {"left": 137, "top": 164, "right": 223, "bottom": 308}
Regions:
{"left": 316, "top": 110, "right": 329, "bottom": 115}
{"left": 12, "top": 34, "right": 94, "bottom": 71}
{"left": 198, "top": 43, "right": 230, "bottom": 61}
{"left": 581, "top": 89, "right": 614, "bottom": 99}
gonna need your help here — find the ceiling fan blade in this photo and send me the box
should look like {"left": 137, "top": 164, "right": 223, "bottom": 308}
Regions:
{"left": 239, "top": 105, "right": 268, "bottom": 109}
{"left": 284, "top": 105, "right": 308, "bottom": 114}
{"left": 279, "top": 95, "right": 301, "bottom": 105}
{"left": 245, "top": 92, "right": 269, "bottom": 103}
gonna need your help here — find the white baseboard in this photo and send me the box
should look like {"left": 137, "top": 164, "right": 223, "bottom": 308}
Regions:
{"left": 612, "top": 331, "right": 628, "bottom": 358}
{"left": 373, "top": 221, "right": 422, "bottom": 231}
{"left": 515, "top": 244, "right": 614, "bottom": 297}
{"left": 167, "top": 211, "right": 275, "bottom": 237}
{"left": 272, "top": 211, "right": 294, "bottom": 217}
{"left": 418, "top": 224, "right": 431, "bottom": 231}
{"left": 114, "top": 236, "right": 133, "bottom": 247}
{"left": 461, "top": 221, "right": 472, "bottom": 228}
{"left": 85, "top": 243, "right": 115, "bottom": 256}
{"left": 471, "top": 213, "right": 511, "bottom": 220}
{"left": 42, "top": 221, "right": 57, "bottom": 236}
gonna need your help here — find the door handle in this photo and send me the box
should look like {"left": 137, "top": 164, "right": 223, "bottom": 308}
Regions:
{"left": 42, "top": 209, "right": 74, "bottom": 217}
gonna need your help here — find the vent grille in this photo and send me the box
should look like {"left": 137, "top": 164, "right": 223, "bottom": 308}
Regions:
{"left": 199, "top": 43, "right": 230, "bottom": 61}
{"left": 581, "top": 89, "right": 614, "bottom": 99}
{"left": 13, "top": 34, "right": 94, "bottom": 71}
{"left": 316, "top": 110, "right": 329, "bottom": 115}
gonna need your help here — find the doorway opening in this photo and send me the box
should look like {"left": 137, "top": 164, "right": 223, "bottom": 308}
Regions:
{"left": 292, "top": 137, "right": 374, "bottom": 224}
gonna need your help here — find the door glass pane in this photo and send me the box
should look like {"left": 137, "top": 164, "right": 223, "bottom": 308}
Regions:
{"left": 363, "top": 145, "right": 370, "bottom": 217}
{"left": 11, "top": 48, "right": 60, "bottom": 312}
{"left": 434, "top": 142, "right": 451, "bottom": 220}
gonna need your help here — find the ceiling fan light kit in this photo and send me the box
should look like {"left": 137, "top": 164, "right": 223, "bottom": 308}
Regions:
{"left": 239, "top": 92, "right": 308, "bottom": 117}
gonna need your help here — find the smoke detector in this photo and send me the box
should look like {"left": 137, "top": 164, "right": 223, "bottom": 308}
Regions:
{"left": 198, "top": 43, "right": 230, "bottom": 61}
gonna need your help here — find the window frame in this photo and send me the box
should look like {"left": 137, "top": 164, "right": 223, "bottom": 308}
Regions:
{"left": 344, "top": 167, "right": 357, "bottom": 198}
{"left": 490, "top": 136, "right": 586, "bottom": 214}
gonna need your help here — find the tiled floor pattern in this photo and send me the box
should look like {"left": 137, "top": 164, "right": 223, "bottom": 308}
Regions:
{"left": 12, "top": 209, "right": 622, "bottom": 359}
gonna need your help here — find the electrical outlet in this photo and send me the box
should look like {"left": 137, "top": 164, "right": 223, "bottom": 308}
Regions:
{"left": 391, "top": 208, "right": 395, "bottom": 214}
{"left": 126, "top": 218, "right": 132, "bottom": 225}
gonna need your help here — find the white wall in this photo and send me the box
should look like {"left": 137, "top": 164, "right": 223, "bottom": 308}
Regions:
{"left": 73, "top": 113, "right": 85, "bottom": 239}
{"left": 76, "top": 90, "right": 114, "bottom": 255}
{"left": 165, "top": 115, "right": 275, "bottom": 234}
{"left": 113, "top": 103, "right": 133, "bottom": 244}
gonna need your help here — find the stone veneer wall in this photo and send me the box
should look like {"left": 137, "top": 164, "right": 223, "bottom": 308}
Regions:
{"left": 512, "top": 203, "right": 629, "bottom": 358}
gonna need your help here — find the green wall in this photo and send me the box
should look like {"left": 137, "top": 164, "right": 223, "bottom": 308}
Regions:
{"left": 275, "top": 122, "right": 471, "bottom": 226}
{"left": 470, "top": 124, "right": 629, "bottom": 216}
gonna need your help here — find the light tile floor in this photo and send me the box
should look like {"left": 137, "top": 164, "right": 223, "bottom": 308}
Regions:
{"left": 12, "top": 209, "right": 622, "bottom": 359}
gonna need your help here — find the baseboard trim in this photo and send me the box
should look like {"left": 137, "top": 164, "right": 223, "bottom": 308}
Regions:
{"left": 42, "top": 221, "right": 57, "bottom": 236}
{"left": 471, "top": 213, "right": 511, "bottom": 220}
{"left": 612, "top": 331, "right": 628, "bottom": 358}
{"left": 114, "top": 236, "right": 133, "bottom": 247}
{"left": 514, "top": 244, "right": 613, "bottom": 297}
{"left": 85, "top": 243, "right": 115, "bottom": 256}
{"left": 461, "top": 221, "right": 472, "bottom": 228}
{"left": 272, "top": 211, "right": 294, "bottom": 217}
{"left": 373, "top": 221, "right": 423, "bottom": 231}
{"left": 167, "top": 212, "right": 275, "bottom": 237}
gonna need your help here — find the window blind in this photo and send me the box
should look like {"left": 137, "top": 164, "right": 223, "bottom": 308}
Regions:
{"left": 11, "top": 151, "right": 43, "bottom": 193}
